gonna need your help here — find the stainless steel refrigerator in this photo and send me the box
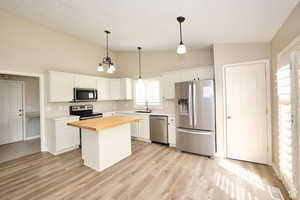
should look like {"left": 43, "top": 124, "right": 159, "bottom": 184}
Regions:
{"left": 175, "top": 80, "right": 215, "bottom": 157}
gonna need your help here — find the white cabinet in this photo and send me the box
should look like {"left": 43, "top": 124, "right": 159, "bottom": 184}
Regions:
{"left": 162, "top": 66, "right": 214, "bottom": 99}
{"left": 103, "top": 112, "right": 115, "bottom": 117}
{"left": 131, "top": 121, "right": 139, "bottom": 137}
{"left": 116, "top": 112, "right": 150, "bottom": 142}
{"left": 168, "top": 116, "right": 176, "bottom": 146}
{"left": 162, "top": 71, "right": 182, "bottom": 99}
{"left": 48, "top": 71, "right": 74, "bottom": 102}
{"left": 74, "top": 75, "right": 97, "bottom": 89}
{"left": 110, "top": 79, "right": 121, "bottom": 100}
{"left": 120, "top": 78, "right": 133, "bottom": 100}
{"left": 139, "top": 116, "right": 150, "bottom": 140}
{"left": 47, "top": 116, "right": 80, "bottom": 155}
{"left": 97, "top": 77, "right": 111, "bottom": 100}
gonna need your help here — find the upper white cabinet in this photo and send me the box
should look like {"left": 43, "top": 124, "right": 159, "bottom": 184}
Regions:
{"left": 97, "top": 77, "right": 111, "bottom": 100}
{"left": 162, "top": 71, "right": 182, "bottom": 99}
{"left": 162, "top": 66, "right": 214, "bottom": 99}
{"left": 110, "top": 79, "right": 121, "bottom": 100}
{"left": 74, "top": 75, "right": 97, "bottom": 89}
{"left": 48, "top": 71, "right": 133, "bottom": 102}
{"left": 48, "top": 71, "right": 74, "bottom": 102}
{"left": 120, "top": 78, "right": 133, "bottom": 100}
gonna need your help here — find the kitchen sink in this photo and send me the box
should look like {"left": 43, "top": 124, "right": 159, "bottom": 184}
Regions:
{"left": 135, "top": 110, "right": 152, "bottom": 113}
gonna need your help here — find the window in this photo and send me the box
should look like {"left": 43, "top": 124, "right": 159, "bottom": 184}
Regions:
{"left": 277, "top": 65, "right": 293, "bottom": 184}
{"left": 134, "top": 78, "right": 161, "bottom": 107}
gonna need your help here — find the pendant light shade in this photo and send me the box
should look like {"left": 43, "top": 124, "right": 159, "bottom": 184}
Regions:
{"left": 176, "top": 16, "right": 187, "bottom": 54}
{"left": 98, "top": 30, "right": 116, "bottom": 73}
{"left": 177, "top": 42, "right": 187, "bottom": 54}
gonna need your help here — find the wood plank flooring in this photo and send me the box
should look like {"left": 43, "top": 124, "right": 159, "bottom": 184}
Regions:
{"left": 0, "top": 141, "right": 289, "bottom": 200}
{"left": 0, "top": 139, "right": 40, "bottom": 163}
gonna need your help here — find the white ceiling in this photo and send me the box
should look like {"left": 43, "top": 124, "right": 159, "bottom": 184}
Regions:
{"left": 0, "top": 0, "right": 299, "bottom": 51}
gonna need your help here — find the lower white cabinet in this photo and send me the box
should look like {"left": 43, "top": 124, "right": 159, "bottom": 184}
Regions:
{"left": 168, "top": 116, "right": 176, "bottom": 146}
{"left": 47, "top": 116, "right": 80, "bottom": 155}
{"left": 139, "top": 116, "right": 150, "bottom": 140}
{"left": 103, "top": 112, "right": 115, "bottom": 117}
{"left": 116, "top": 113, "right": 150, "bottom": 142}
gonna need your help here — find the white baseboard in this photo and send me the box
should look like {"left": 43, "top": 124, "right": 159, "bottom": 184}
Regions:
{"left": 25, "top": 135, "right": 40, "bottom": 140}
{"left": 49, "top": 145, "right": 79, "bottom": 156}
{"left": 131, "top": 137, "right": 151, "bottom": 143}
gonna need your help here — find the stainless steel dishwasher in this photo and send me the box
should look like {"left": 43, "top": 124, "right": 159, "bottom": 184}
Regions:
{"left": 150, "top": 115, "right": 168, "bottom": 144}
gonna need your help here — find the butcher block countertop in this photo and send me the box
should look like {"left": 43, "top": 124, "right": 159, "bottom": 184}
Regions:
{"left": 67, "top": 116, "right": 143, "bottom": 131}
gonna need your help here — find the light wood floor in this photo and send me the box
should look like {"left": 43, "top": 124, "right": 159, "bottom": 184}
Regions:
{"left": 0, "top": 138, "right": 40, "bottom": 163}
{"left": 0, "top": 141, "right": 289, "bottom": 200}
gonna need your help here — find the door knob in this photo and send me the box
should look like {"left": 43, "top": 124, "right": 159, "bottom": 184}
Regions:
{"left": 19, "top": 114, "right": 22, "bottom": 116}
{"left": 227, "top": 116, "right": 232, "bottom": 119}
{"left": 18, "top": 109, "right": 22, "bottom": 112}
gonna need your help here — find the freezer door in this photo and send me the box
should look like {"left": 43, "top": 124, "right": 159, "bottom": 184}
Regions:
{"left": 175, "top": 81, "right": 194, "bottom": 129}
{"left": 176, "top": 128, "right": 215, "bottom": 156}
{"left": 193, "top": 80, "right": 215, "bottom": 131}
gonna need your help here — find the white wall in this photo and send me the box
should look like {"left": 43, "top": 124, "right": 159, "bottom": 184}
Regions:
{"left": 0, "top": 10, "right": 116, "bottom": 78}
{"left": 115, "top": 49, "right": 214, "bottom": 78}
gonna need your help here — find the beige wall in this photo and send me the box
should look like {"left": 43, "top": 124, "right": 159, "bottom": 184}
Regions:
{"left": 0, "top": 10, "right": 115, "bottom": 78}
{"left": 270, "top": 3, "right": 300, "bottom": 195}
{"left": 213, "top": 42, "right": 271, "bottom": 156}
{"left": 115, "top": 49, "right": 214, "bottom": 78}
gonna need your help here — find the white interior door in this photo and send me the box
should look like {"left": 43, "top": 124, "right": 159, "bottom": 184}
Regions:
{"left": 0, "top": 80, "right": 24, "bottom": 145}
{"left": 225, "top": 63, "right": 268, "bottom": 164}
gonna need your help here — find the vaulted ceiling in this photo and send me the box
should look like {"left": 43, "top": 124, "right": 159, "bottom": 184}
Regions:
{"left": 0, "top": 0, "right": 298, "bottom": 51}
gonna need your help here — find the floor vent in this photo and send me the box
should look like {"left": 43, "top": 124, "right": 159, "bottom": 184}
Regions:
{"left": 269, "top": 186, "right": 284, "bottom": 200}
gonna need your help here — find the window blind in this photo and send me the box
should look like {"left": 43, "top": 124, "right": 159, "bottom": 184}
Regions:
{"left": 134, "top": 78, "right": 161, "bottom": 107}
{"left": 277, "top": 65, "right": 294, "bottom": 191}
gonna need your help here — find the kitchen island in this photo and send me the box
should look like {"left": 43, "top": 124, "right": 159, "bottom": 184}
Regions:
{"left": 68, "top": 116, "right": 143, "bottom": 172}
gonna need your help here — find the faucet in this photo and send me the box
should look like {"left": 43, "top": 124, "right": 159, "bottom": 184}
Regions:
{"left": 145, "top": 101, "right": 149, "bottom": 112}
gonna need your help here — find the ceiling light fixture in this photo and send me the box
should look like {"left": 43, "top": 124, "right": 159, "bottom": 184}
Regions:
{"left": 176, "top": 16, "right": 187, "bottom": 54}
{"left": 97, "top": 30, "right": 115, "bottom": 73}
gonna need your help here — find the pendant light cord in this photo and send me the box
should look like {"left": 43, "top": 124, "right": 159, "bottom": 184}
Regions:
{"left": 179, "top": 22, "right": 183, "bottom": 44}
{"left": 106, "top": 32, "right": 109, "bottom": 58}
{"left": 138, "top": 47, "right": 142, "bottom": 79}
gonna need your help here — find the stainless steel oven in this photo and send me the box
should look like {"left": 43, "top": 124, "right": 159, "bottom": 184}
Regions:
{"left": 73, "top": 88, "right": 98, "bottom": 102}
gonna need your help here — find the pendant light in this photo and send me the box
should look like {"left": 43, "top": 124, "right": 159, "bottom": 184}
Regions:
{"left": 97, "top": 30, "right": 115, "bottom": 73}
{"left": 137, "top": 47, "right": 144, "bottom": 84}
{"left": 176, "top": 16, "right": 187, "bottom": 54}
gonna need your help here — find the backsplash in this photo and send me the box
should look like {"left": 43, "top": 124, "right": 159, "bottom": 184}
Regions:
{"left": 115, "top": 99, "right": 175, "bottom": 114}
{"left": 45, "top": 99, "right": 175, "bottom": 119}
{"left": 45, "top": 101, "right": 118, "bottom": 118}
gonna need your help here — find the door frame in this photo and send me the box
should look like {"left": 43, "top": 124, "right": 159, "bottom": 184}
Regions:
{"left": 0, "top": 70, "right": 46, "bottom": 152}
{"left": 0, "top": 79, "right": 26, "bottom": 143}
{"left": 222, "top": 59, "right": 272, "bottom": 165}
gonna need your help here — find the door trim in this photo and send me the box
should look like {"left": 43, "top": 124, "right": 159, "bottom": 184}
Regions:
{"left": 0, "top": 80, "right": 25, "bottom": 143}
{"left": 0, "top": 70, "right": 46, "bottom": 152}
{"left": 222, "top": 59, "right": 272, "bottom": 165}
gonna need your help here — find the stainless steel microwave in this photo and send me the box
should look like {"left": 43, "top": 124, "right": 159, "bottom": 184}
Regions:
{"left": 73, "top": 88, "right": 98, "bottom": 102}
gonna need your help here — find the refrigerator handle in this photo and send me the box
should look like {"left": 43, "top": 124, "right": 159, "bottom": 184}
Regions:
{"left": 188, "top": 83, "right": 193, "bottom": 127}
{"left": 193, "top": 82, "right": 197, "bottom": 127}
